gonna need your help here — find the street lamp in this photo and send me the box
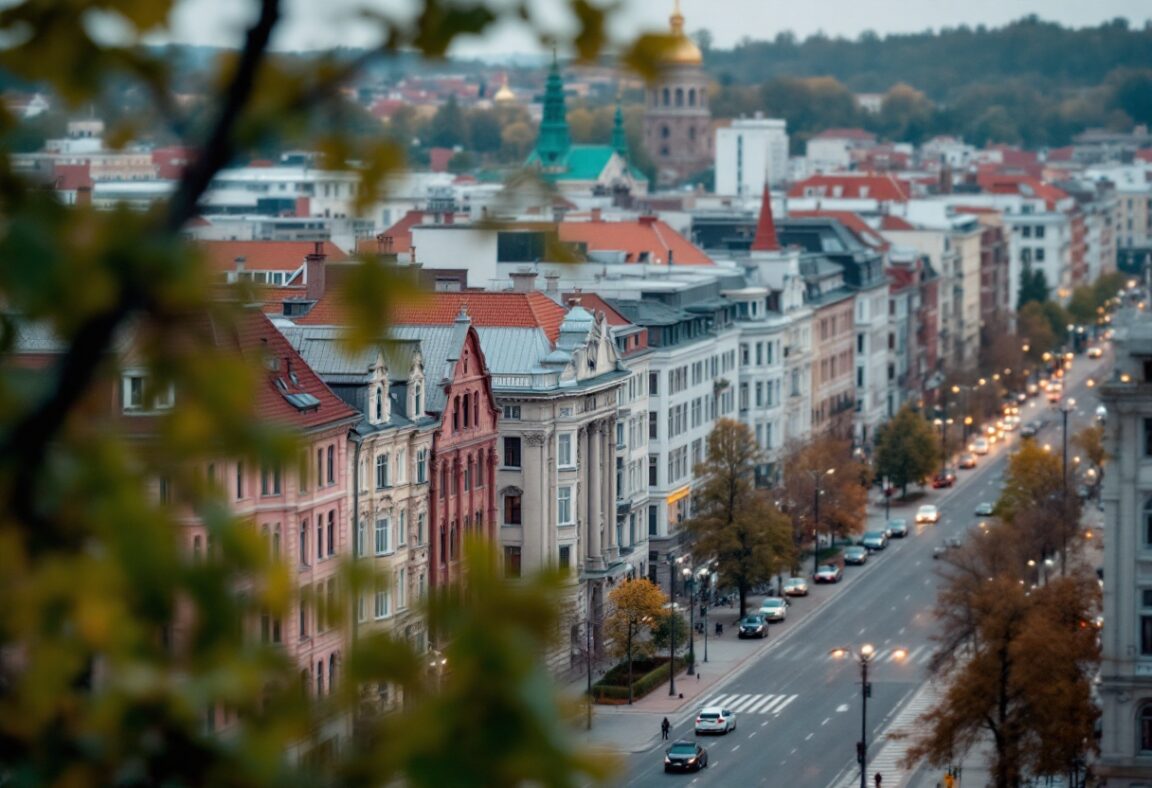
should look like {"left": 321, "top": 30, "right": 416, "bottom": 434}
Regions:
{"left": 698, "top": 566, "right": 710, "bottom": 663}
{"left": 811, "top": 467, "right": 836, "bottom": 576}
{"left": 831, "top": 644, "right": 908, "bottom": 788}
{"left": 933, "top": 418, "right": 953, "bottom": 474}
{"left": 667, "top": 554, "right": 684, "bottom": 696}
{"left": 682, "top": 566, "right": 696, "bottom": 676}
{"left": 1060, "top": 397, "right": 1076, "bottom": 574}
{"left": 429, "top": 650, "right": 448, "bottom": 690}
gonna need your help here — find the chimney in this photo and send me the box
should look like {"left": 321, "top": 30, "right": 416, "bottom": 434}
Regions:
{"left": 638, "top": 215, "right": 657, "bottom": 226}
{"left": 234, "top": 256, "right": 247, "bottom": 274}
{"left": 591, "top": 207, "right": 602, "bottom": 222}
{"left": 544, "top": 272, "right": 560, "bottom": 295}
{"left": 667, "top": 249, "right": 675, "bottom": 266}
{"left": 305, "top": 241, "right": 326, "bottom": 301}
{"left": 509, "top": 268, "right": 538, "bottom": 293}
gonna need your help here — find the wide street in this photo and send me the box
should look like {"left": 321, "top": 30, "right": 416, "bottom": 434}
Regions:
{"left": 615, "top": 352, "right": 1109, "bottom": 788}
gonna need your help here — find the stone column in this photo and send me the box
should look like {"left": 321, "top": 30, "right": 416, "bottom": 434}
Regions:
{"left": 523, "top": 431, "right": 546, "bottom": 571}
{"left": 604, "top": 416, "right": 619, "bottom": 562}
{"left": 587, "top": 421, "right": 602, "bottom": 567}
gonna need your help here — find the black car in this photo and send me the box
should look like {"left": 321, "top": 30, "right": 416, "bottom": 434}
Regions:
{"left": 888, "top": 518, "right": 909, "bottom": 538}
{"left": 664, "top": 741, "right": 708, "bottom": 773}
{"left": 738, "top": 614, "right": 768, "bottom": 639}
{"left": 1021, "top": 421, "right": 1039, "bottom": 438}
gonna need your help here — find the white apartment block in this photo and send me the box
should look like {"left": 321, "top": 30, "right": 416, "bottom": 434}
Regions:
{"left": 715, "top": 115, "right": 790, "bottom": 197}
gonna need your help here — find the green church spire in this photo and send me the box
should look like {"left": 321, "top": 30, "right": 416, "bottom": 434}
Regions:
{"left": 534, "top": 49, "right": 571, "bottom": 168}
{"left": 611, "top": 94, "right": 628, "bottom": 159}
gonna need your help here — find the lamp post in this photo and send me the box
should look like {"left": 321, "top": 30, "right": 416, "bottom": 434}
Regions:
{"left": 1060, "top": 397, "right": 1076, "bottom": 575}
{"left": 810, "top": 468, "right": 836, "bottom": 576}
{"left": 682, "top": 566, "right": 696, "bottom": 676}
{"left": 698, "top": 566, "right": 709, "bottom": 663}
{"left": 667, "top": 554, "right": 683, "bottom": 696}
{"left": 933, "top": 418, "right": 953, "bottom": 474}
{"left": 831, "top": 643, "right": 908, "bottom": 788}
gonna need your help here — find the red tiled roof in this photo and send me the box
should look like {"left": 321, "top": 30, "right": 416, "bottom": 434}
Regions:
{"left": 199, "top": 240, "right": 349, "bottom": 274}
{"left": 1135, "top": 148, "right": 1152, "bottom": 163}
{"left": 558, "top": 217, "right": 713, "bottom": 266}
{"left": 236, "top": 310, "right": 358, "bottom": 429}
{"left": 1046, "top": 146, "right": 1075, "bottom": 163}
{"left": 560, "top": 291, "right": 631, "bottom": 326}
{"left": 952, "top": 205, "right": 1001, "bottom": 215}
{"left": 879, "top": 215, "right": 916, "bottom": 231}
{"left": 975, "top": 173, "right": 1069, "bottom": 209}
{"left": 812, "top": 128, "right": 876, "bottom": 142}
{"left": 751, "top": 186, "right": 780, "bottom": 252}
{"left": 787, "top": 174, "right": 910, "bottom": 202}
{"left": 360, "top": 210, "right": 424, "bottom": 256}
{"left": 302, "top": 290, "right": 569, "bottom": 344}
{"left": 54, "top": 162, "right": 92, "bottom": 191}
{"left": 788, "top": 210, "right": 889, "bottom": 251}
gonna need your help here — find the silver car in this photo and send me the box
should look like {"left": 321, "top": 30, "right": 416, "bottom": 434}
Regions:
{"left": 759, "top": 597, "right": 788, "bottom": 622}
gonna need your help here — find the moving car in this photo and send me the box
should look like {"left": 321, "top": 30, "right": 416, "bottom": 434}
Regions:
{"left": 932, "top": 473, "right": 954, "bottom": 489}
{"left": 737, "top": 614, "right": 768, "bottom": 639}
{"left": 958, "top": 452, "right": 977, "bottom": 469}
{"left": 694, "top": 707, "right": 736, "bottom": 735}
{"left": 1088, "top": 346, "right": 1103, "bottom": 359}
{"left": 932, "top": 537, "right": 964, "bottom": 559}
{"left": 1020, "top": 422, "right": 1039, "bottom": 438}
{"left": 814, "top": 564, "right": 843, "bottom": 583}
{"left": 664, "top": 741, "right": 708, "bottom": 773}
{"left": 843, "top": 545, "right": 869, "bottom": 565}
{"left": 782, "top": 577, "right": 809, "bottom": 597}
{"left": 916, "top": 504, "right": 940, "bottom": 524}
{"left": 971, "top": 437, "right": 990, "bottom": 455}
{"left": 861, "top": 531, "right": 888, "bottom": 551}
{"left": 1096, "top": 404, "right": 1107, "bottom": 423}
{"left": 975, "top": 501, "right": 994, "bottom": 516}
{"left": 759, "top": 597, "right": 789, "bottom": 622}
{"left": 887, "top": 518, "right": 909, "bottom": 538}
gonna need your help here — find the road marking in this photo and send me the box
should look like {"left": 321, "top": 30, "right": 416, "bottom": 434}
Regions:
{"left": 805, "top": 733, "right": 814, "bottom": 741}
{"left": 790, "top": 748, "right": 798, "bottom": 755}
{"left": 743, "top": 695, "right": 777, "bottom": 714}
{"left": 858, "top": 627, "right": 867, "bottom": 635}
{"left": 761, "top": 720, "right": 769, "bottom": 727}
{"left": 821, "top": 717, "right": 830, "bottom": 726}
{"left": 898, "top": 627, "right": 906, "bottom": 635}
{"left": 773, "top": 695, "right": 797, "bottom": 714}
{"left": 836, "top": 703, "right": 850, "bottom": 712}
{"left": 725, "top": 694, "right": 755, "bottom": 712}
{"left": 731, "top": 745, "right": 740, "bottom": 752}
{"left": 748, "top": 730, "right": 757, "bottom": 738}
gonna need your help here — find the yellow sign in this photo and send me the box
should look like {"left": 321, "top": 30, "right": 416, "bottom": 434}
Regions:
{"left": 666, "top": 486, "right": 691, "bottom": 505}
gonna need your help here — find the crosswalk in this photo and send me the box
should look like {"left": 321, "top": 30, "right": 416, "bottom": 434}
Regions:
{"left": 700, "top": 692, "right": 798, "bottom": 715}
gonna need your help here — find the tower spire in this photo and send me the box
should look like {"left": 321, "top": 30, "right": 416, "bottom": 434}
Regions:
{"left": 533, "top": 48, "right": 571, "bottom": 168}
{"left": 611, "top": 91, "right": 628, "bottom": 159}
{"left": 751, "top": 185, "right": 780, "bottom": 252}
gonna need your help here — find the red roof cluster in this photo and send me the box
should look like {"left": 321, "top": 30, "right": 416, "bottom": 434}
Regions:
{"left": 558, "top": 217, "right": 713, "bottom": 266}
{"left": 975, "top": 173, "right": 1069, "bottom": 209}
{"left": 199, "top": 240, "right": 349, "bottom": 274}
{"left": 788, "top": 174, "right": 911, "bottom": 202}
{"left": 789, "top": 210, "right": 889, "bottom": 251}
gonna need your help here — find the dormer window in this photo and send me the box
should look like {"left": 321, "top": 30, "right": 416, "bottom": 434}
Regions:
{"left": 412, "top": 381, "right": 423, "bottom": 416}
{"left": 122, "top": 371, "right": 175, "bottom": 414}
{"left": 375, "top": 384, "right": 384, "bottom": 422}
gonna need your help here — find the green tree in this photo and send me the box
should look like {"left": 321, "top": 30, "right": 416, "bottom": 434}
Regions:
{"left": 877, "top": 83, "right": 934, "bottom": 143}
{"left": 779, "top": 434, "right": 869, "bottom": 556}
{"left": 0, "top": 0, "right": 634, "bottom": 785}
{"left": 684, "top": 419, "right": 793, "bottom": 617}
{"left": 1066, "top": 285, "right": 1097, "bottom": 326}
{"left": 467, "top": 109, "right": 504, "bottom": 153}
{"left": 873, "top": 405, "right": 940, "bottom": 496}
{"left": 603, "top": 579, "right": 666, "bottom": 704}
{"left": 428, "top": 95, "right": 464, "bottom": 148}
{"left": 903, "top": 534, "right": 1099, "bottom": 788}
{"left": 1018, "top": 268, "right": 1050, "bottom": 308}
{"left": 1018, "top": 301, "right": 1057, "bottom": 361}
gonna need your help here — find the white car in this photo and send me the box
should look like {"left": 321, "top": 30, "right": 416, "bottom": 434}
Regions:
{"left": 971, "top": 437, "right": 989, "bottom": 455}
{"left": 694, "top": 707, "right": 736, "bottom": 735}
{"left": 759, "top": 597, "right": 789, "bottom": 622}
{"left": 915, "top": 504, "right": 940, "bottom": 524}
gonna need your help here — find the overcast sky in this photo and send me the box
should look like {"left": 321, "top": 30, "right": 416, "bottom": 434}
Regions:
{"left": 164, "top": 0, "right": 1152, "bottom": 57}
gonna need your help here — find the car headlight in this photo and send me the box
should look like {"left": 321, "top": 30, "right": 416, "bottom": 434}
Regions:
{"left": 665, "top": 757, "right": 672, "bottom": 763}
{"left": 687, "top": 757, "right": 697, "bottom": 764}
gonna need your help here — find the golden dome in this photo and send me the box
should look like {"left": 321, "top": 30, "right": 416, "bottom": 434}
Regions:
{"left": 664, "top": 0, "right": 702, "bottom": 65}
{"left": 493, "top": 72, "right": 516, "bottom": 103}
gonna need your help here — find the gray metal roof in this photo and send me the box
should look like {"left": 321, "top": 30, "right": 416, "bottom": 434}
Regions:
{"left": 279, "top": 325, "right": 421, "bottom": 385}
{"left": 388, "top": 323, "right": 467, "bottom": 414}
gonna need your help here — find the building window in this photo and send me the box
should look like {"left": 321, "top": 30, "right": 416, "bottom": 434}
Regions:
{"left": 121, "top": 373, "right": 174, "bottom": 413}
{"left": 235, "top": 462, "right": 244, "bottom": 499}
{"left": 375, "top": 384, "right": 384, "bottom": 422}
{"left": 316, "top": 516, "right": 323, "bottom": 561}
{"left": 417, "top": 511, "right": 426, "bottom": 545}
{"left": 503, "top": 405, "right": 521, "bottom": 419}
{"left": 503, "top": 436, "right": 522, "bottom": 468}
{"left": 504, "top": 494, "right": 522, "bottom": 525}
{"left": 504, "top": 546, "right": 522, "bottom": 578}
{"left": 558, "top": 433, "right": 574, "bottom": 468}
{"left": 397, "top": 568, "right": 407, "bottom": 610}
{"left": 326, "top": 510, "right": 335, "bottom": 557}
{"left": 1145, "top": 500, "right": 1152, "bottom": 547}
{"left": 559, "top": 545, "right": 571, "bottom": 571}
{"left": 374, "top": 585, "right": 391, "bottom": 619}
{"left": 649, "top": 411, "right": 658, "bottom": 440}
{"left": 375, "top": 517, "right": 391, "bottom": 556}
{"left": 558, "top": 486, "right": 573, "bottom": 525}
{"left": 376, "top": 453, "right": 390, "bottom": 489}
{"left": 326, "top": 446, "right": 335, "bottom": 485}
{"left": 356, "top": 518, "right": 366, "bottom": 557}
{"left": 398, "top": 509, "right": 407, "bottom": 547}
{"left": 1140, "top": 704, "right": 1152, "bottom": 753}
{"left": 299, "top": 520, "right": 308, "bottom": 566}
{"left": 1142, "top": 589, "right": 1152, "bottom": 656}
{"left": 413, "top": 382, "right": 423, "bottom": 415}
{"left": 416, "top": 449, "right": 428, "bottom": 483}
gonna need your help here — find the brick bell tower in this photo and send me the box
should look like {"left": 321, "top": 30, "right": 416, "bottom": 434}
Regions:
{"left": 642, "top": 0, "right": 713, "bottom": 188}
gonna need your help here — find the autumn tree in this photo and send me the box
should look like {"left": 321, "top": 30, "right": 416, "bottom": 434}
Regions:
{"left": 995, "top": 440, "right": 1082, "bottom": 567}
{"left": 603, "top": 579, "right": 666, "bottom": 704}
{"left": 779, "top": 433, "right": 869, "bottom": 559}
{"left": 1072, "top": 423, "right": 1107, "bottom": 496}
{"left": 0, "top": 0, "right": 663, "bottom": 785}
{"left": 873, "top": 405, "right": 940, "bottom": 497}
{"left": 903, "top": 533, "right": 1099, "bottom": 788}
{"left": 685, "top": 419, "right": 794, "bottom": 616}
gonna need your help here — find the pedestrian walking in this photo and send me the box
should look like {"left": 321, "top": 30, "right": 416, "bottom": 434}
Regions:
{"left": 874, "top": 772, "right": 882, "bottom": 788}
{"left": 661, "top": 717, "right": 670, "bottom": 740}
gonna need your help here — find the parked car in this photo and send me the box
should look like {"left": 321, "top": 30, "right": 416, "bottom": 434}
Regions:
{"left": 694, "top": 707, "right": 736, "bottom": 735}
{"left": 782, "top": 577, "right": 809, "bottom": 597}
{"left": 887, "top": 518, "right": 909, "bottom": 538}
{"left": 971, "top": 437, "right": 990, "bottom": 455}
{"left": 958, "top": 452, "right": 977, "bottom": 469}
{"left": 738, "top": 614, "right": 767, "bottom": 639}
{"left": 915, "top": 504, "right": 940, "bottom": 524}
{"left": 814, "top": 564, "right": 843, "bottom": 583}
{"left": 932, "top": 473, "right": 954, "bottom": 489}
{"left": 975, "top": 501, "right": 995, "bottom": 516}
{"left": 932, "top": 537, "right": 963, "bottom": 559}
{"left": 843, "top": 545, "right": 869, "bottom": 565}
{"left": 861, "top": 530, "right": 888, "bottom": 551}
{"left": 664, "top": 741, "right": 708, "bottom": 773}
{"left": 759, "top": 597, "right": 789, "bottom": 622}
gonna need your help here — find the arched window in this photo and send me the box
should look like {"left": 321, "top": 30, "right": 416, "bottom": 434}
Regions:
{"left": 688, "top": 88, "right": 696, "bottom": 106}
{"left": 463, "top": 393, "right": 471, "bottom": 428}
{"left": 660, "top": 125, "right": 670, "bottom": 140}
{"left": 1144, "top": 498, "right": 1152, "bottom": 547}
{"left": 662, "top": 87, "right": 670, "bottom": 106}
{"left": 316, "top": 660, "right": 324, "bottom": 696}
{"left": 329, "top": 653, "right": 338, "bottom": 693}
{"left": 193, "top": 535, "right": 202, "bottom": 560}
{"left": 375, "top": 384, "right": 384, "bottom": 421}
{"left": 689, "top": 126, "right": 696, "bottom": 141}
{"left": 1140, "top": 704, "right": 1152, "bottom": 752}
{"left": 675, "top": 88, "right": 684, "bottom": 107}
{"left": 273, "top": 525, "right": 281, "bottom": 558}
{"left": 473, "top": 395, "right": 479, "bottom": 426}
{"left": 413, "top": 382, "right": 422, "bottom": 416}
{"left": 452, "top": 396, "right": 460, "bottom": 431}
